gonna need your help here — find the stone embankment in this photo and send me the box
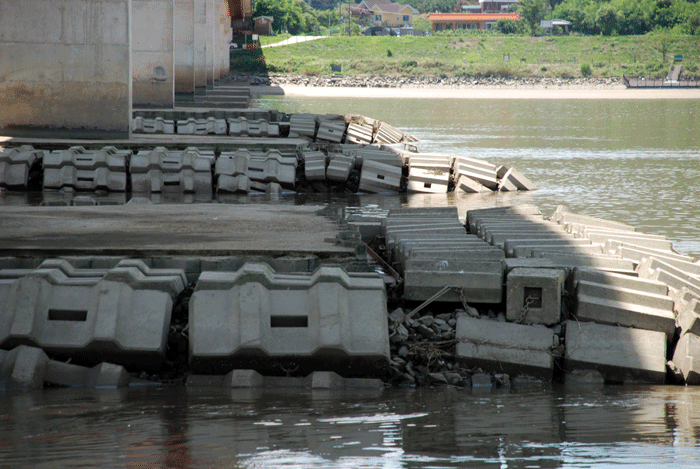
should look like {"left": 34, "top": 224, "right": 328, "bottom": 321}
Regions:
{"left": 238, "top": 74, "right": 622, "bottom": 89}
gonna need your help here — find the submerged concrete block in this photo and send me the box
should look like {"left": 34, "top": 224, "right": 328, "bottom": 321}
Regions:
{"left": 0, "top": 146, "right": 44, "bottom": 189}
{"left": 456, "top": 174, "right": 491, "bottom": 193}
{"left": 565, "top": 321, "right": 666, "bottom": 384}
{"left": 454, "top": 156, "right": 498, "bottom": 190}
{"left": 359, "top": 160, "right": 402, "bottom": 193}
{"left": 0, "top": 345, "right": 49, "bottom": 389}
{"left": 498, "top": 166, "right": 538, "bottom": 191}
{"left": 403, "top": 258, "right": 503, "bottom": 303}
{"left": 189, "top": 264, "right": 390, "bottom": 376}
{"left": 456, "top": 315, "right": 556, "bottom": 379}
{"left": 406, "top": 168, "right": 449, "bottom": 193}
{"left": 672, "top": 332, "right": 700, "bottom": 384}
{"left": 506, "top": 268, "right": 565, "bottom": 326}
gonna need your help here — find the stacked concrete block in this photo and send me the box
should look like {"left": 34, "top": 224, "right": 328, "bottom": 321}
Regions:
{"left": 0, "top": 261, "right": 186, "bottom": 367}
{"left": 353, "top": 146, "right": 405, "bottom": 168}
{"left": 374, "top": 122, "right": 405, "bottom": 144}
{"left": 467, "top": 204, "right": 542, "bottom": 234}
{"left": 130, "top": 147, "right": 213, "bottom": 194}
{"left": 289, "top": 114, "right": 317, "bottom": 139}
{"left": 176, "top": 117, "right": 227, "bottom": 135}
{"left": 0, "top": 146, "right": 45, "bottom": 189}
{"left": 575, "top": 229, "right": 672, "bottom": 252}
{"left": 454, "top": 156, "right": 499, "bottom": 190}
{"left": 565, "top": 321, "right": 667, "bottom": 384}
{"left": 407, "top": 154, "right": 452, "bottom": 173}
{"left": 188, "top": 263, "right": 390, "bottom": 376}
{"left": 637, "top": 256, "right": 700, "bottom": 298}
{"left": 228, "top": 118, "right": 280, "bottom": 137}
{"left": 406, "top": 168, "right": 449, "bottom": 193}
{"left": 572, "top": 267, "right": 676, "bottom": 338}
{"left": 506, "top": 268, "right": 566, "bottom": 326}
{"left": 43, "top": 147, "right": 130, "bottom": 192}
{"left": 346, "top": 122, "right": 374, "bottom": 144}
{"left": 131, "top": 116, "right": 175, "bottom": 134}
{"left": 504, "top": 238, "right": 600, "bottom": 258}
{"left": 612, "top": 242, "right": 697, "bottom": 269}
{"left": 218, "top": 149, "right": 297, "bottom": 187}
{"left": 326, "top": 155, "right": 356, "bottom": 182}
{"left": 456, "top": 315, "right": 556, "bottom": 380}
{"left": 303, "top": 151, "right": 327, "bottom": 181}
{"left": 359, "top": 160, "right": 402, "bottom": 193}
{"left": 404, "top": 258, "right": 504, "bottom": 303}
{"left": 316, "top": 120, "right": 346, "bottom": 143}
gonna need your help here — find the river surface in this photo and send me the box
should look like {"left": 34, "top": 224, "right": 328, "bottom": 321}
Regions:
{"left": 2, "top": 96, "right": 700, "bottom": 468}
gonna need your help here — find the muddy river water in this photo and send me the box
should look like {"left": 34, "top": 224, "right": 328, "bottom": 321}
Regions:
{"left": 1, "top": 96, "right": 700, "bottom": 467}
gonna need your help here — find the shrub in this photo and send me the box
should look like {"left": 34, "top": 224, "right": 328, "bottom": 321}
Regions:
{"left": 580, "top": 62, "right": 592, "bottom": 76}
{"left": 387, "top": 49, "right": 393, "bottom": 57}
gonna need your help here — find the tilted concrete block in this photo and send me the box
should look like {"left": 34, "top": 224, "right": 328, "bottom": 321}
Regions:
{"left": 406, "top": 168, "right": 449, "bottom": 193}
{"left": 0, "top": 345, "right": 49, "bottom": 389}
{"left": 353, "top": 147, "right": 404, "bottom": 167}
{"left": 407, "top": 154, "right": 452, "bottom": 173}
{"left": 326, "top": 155, "right": 355, "bottom": 182}
{"left": 672, "top": 332, "right": 700, "bottom": 384}
{"left": 189, "top": 264, "right": 390, "bottom": 376}
{"left": 637, "top": 257, "right": 700, "bottom": 296}
{"left": 456, "top": 315, "right": 555, "bottom": 380}
{"left": 677, "top": 297, "right": 700, "bottom": 337}
{"left": 614, "top": 242, "right": 696, "bottom": 265}
{"left": 302, "top": 151, "right": 327, "bottom": 181}
{"left": 556, "top": 212, "right": 636, "bottom": 233}
{"left": 289, "top": 114, "right": 317, "bottom": 138}
{"left": 316, "top": 120, "right": 346, "bottom": 143}
{"left": 374, "top": 121, "right": 405, "bottom": 144}
{"left": 498, "top": 166, "right": 538, "bottom": 191}
{"left": 456, "top": 175, "right": 491, "bottom": 193}
{"left": 403, "top": 258, "right": 503, "bottom": 303}
{"left": 346, "top": 122, "right": 374, "bottom": 144}
{"left": 574, "top": 280, "right": 676, "bottom": 338}
{"left": 0, "top": 146, "right": 45, "bottom": 189}
{"left": 45, "top": 359, "right": 130, "bottom": 388}
{"left": 565, "top": 321, "right": 666, "bottom": 384}
{"left": 578, "top": 229, "right": 672, "bottom": 252}
{"left": 506, "top": 268, "right": 565, "bottom": 326}
{"left": 0, "top": 274, "right": 174, "bottom": 367}
{"left": 215, "top": 149, "right": 250, "bottom": 177}
{"left": 130, "top": 147, "right": 212, "bottom": 194}
{"left": 359, "top": 160, "right": 402, "bottom": 193}
{"left": 454, "top": 156, "right": 498, "bottom": 190}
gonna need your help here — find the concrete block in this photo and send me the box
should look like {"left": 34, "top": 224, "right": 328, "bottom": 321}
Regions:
{"left": 504, "top": 238, "right": 595, "bottom": 258}
{"left": 0, "top": 146, "right": 44, "bottom": 188}
{"left": 574, "top": 280, "right": 676, "bottom": 337}
{"left": 677, "top": 297, "right": 700, "bottom": 337}
{"left": 289, "top": 114, "right": 317, "bottom": 138}
{"left": 374, "top": 121, "right": 405, "bottom": 144}
{"left": 316, "top": 120, "right": 346, "bottom": 143}
{"left": 359, "top": 160, "right": 402, "bottom": 193}
{"left": 217, "top": 174, "right": 250, "bottom": 193}
{"left": 486, "top": 229, "right": 571, "bottom": 248}
{"left": 132, "top": 117, "right": 175, "bottom": 134}
{"left": 579, "top": 230, "right": 672, "bottom": 252}
{"left": 456, "top": 315, "right": 555, "bottom": 379}
{"left": 130, "top": 147, "right": 213, "bottom": 193}
{"left": 217, "top": 149, "right": 296, "bottom": 187}
{"left": 45, "top": 360, "right": 91, "bottom": 387}
{"left": 303, "top": 151, "right": 327, "bottom": 181}
{"left": 103, "top": 259, "right": 187, "bottom": 299}
{"left": 565, "top": 321, "right": 666, "bottom": 384}
{"left": 556, "top": 212, "right": 636, "bottom": 232}
{"left": 177, "top": 117, "right": 227, "bottom": 135}
{"left": 456, "top": 175, "right": 491, "bottom": 193}
{"left": 672, "top": 332, "right": 700, "bottom": 384}
{"left": 407, "top": 154, "right": 452, "bottom": 172}
{"left": 513, "top": 244, "right": 604, "bottom": 258}
{"left": 87, "top": 362, "right": 130, "bottom": 388}
{"left": 326, "top": 155, "right": 355, "bottom": 182}
{"left": 189, "top": 264, "right": 390, "bottom": 376}
{"left": 228, "top": 118, "right": 279, "bottom": 137}
{"left": 498, "top": 166, "right": 538, "bottom": 191}
{"left": 614, "top": 242, "right": 695, "bottom": 264}
{"left": 351, "top": 146, "right": 405, "bottom": 168}
{"left": 466, "top": 205, "right": 542, "bottom": 232}
{"left": 226, "top": 369, "right": 265, "bottom": 388}
{"left": 535, "top": 252, "right": 636, "bottom": 273}
{"left": 346, "top": 122, "right": 374, "bottom": 144}
{"left": 303, "top": 371, "right": 383, "bottom": 389}
{"left": 572, "top": 268, "right": 668, "bottom": 297}
{"left": 403, "top": 259, "right": 503, "bottom": 303}
{"left": 506, "top": 268, "right": 565, "bottom": 326}
{"left": 637, "top": 257, "right": 700, "bottom": 296}
{"left": 0, "top": 345, "right": 49, "bottom": 389}
{"left": 454, "top": 157, "right": 498, "bottom": 190}
{"left": 406, "top": 168, "right": 449, "bottom": 193}
{"left": 43, "top": 147, "right": 130, "bottom": 192}
{"left": 387, "top": 206, "right": 459, "bottom": 218}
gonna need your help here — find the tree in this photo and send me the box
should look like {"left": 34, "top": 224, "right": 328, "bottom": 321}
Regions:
{"left": 495, "top": 18, "right": 520, "bottom": 34}
{"left": 518, "top": 0, "right": 549, "bottom": 35}
{"left": 595, "top": 4, "right": 622, "bottom": 35}
{"left": 254, "top": 0, "right": 307, "bottom": 34}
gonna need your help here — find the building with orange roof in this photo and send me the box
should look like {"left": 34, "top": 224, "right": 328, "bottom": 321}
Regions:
{"left": 426, "top": 13, "right": 521, "bottom": 32}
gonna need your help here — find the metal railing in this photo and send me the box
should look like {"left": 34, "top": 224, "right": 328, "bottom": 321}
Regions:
{"left": 623, "top": 74, "right": 700, "bottom": 88}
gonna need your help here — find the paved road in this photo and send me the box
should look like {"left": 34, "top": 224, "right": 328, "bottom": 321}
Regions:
{"left": 262, "top": 36, "right": 329, "bottom": 48}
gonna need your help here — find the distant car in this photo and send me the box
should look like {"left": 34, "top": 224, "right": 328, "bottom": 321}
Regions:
{"left": 229, "top": 42, "right": 238, "bottom": 49}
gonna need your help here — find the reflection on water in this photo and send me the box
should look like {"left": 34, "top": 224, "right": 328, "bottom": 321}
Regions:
{"left": 2, "top": 385, "right": 700, "bottom": 468}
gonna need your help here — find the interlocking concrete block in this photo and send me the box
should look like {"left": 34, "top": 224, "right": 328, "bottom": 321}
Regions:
{"left": 102, "top": 259, "right": 187, "bottom": 299}
{"left": 0, "top": 345, "right": 49, "bottom": 389}
{"left": 326, "top": 155, "right": 355, "bottom": 182}
{"left": 189, "top": 264, "right": 390, "bottom": 376}
{"left": 555, "top": 212, "right": 636, "bottom": 233}
{"left": 403, "top": 258, "right": 503, "bottom": 303}
{"left": 346, "top": 122, "right": 374, "bottom": 144}
{"left": 0, "top": 146, "right": 44, "bottom": 188}
{"left": 497, "top": 166, "right": 538, "bottom": 191}
{"left": 43, "top": 146, "right": 130, "bottom": 192}
{"left": 504, "top": 238, "right": 595, "bottom": 258}
{"left": 677, "top": 296, "right": 700, "bottom": 337}
{"left": 374, "top": 121, "right": 405, "bottom": 144}
{"left": 352, "top": 146, "right": 404, "bottom": 167}
{"left": 486, "top": 229, "right": 570, "bottom": 248}
{"left": 45, "top": 360, "right": 129, "bottom": 388}
{"left": 406, "top": 168, "right": 449, "bottom": 193}
{"left": 131, "top": 116, "right": 175, "bottom": 134}
{"left": 613, "top": 242, "right": 695, "bottom": 265}
{"left": 303, "top": 151, "right": 327, "bottom": 181}
{"left": 217, "top": 149, "right": 296, "bottom": 187}
{"left": 407, "top": 154, "right": 452, "bottom": 172}
{"left": 228, "top": 117, "right": 280, "bottom": 137}
{"left": 456, "top": 315, "right": 556, "bottom": 379}
{"left": 572, "top": 267, "right": 668, "bottom": 296}
{"left": 565, "top": 321, "right": 667, "bottom": 384}
{"left": 217, "top": 174, "right": 252, "bottom": 193}
{"left": 359, "top": 160, "right": 402, "bottom": 193}
{"left": 534, "top": 252, "right": 636, "bottom": 274}
{"left": 454, "top": 156, "right": 499, "bottom": 190}
{"left": 130, "top": 147, "right": 212, "bottom": 193}
{"left": 466, "top": 205, "right": 542, "bottom": 233}
{"left": 672, "top": 332, "right": 700, "bottom": 384}
{"left": 316, "top": 120, "right": 346, "bottom": 143}
{"left": 303, "top": 371, "right": 383, "bottom": 389}
{"left": 177, "top": 117, "right": 227, "bottom": 135}
{"left": 574, "top": 280, "right": 676, "bottom": 337}
{"left": 0, "top": 274, "right": 174, "bottom": 367}
{"left": 289, "top": 114, "right": 317, "bottom": 138}
{"left": 506, "top": 268, "right": 565, "bottom": 326}
{"left": 577, "top": 229, "right": 672, "bottom": 252}
{"left": 637, "top": 257, "right": 700, "bottom": 297}
{"left": 456, "top": 174, "right": 491, "bottom": 193}
{"left": 514, "top": 244, "right": 603, "bottom": 259}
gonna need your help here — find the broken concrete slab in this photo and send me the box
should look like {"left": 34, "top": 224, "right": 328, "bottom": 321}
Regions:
{"left": 456, "top": 315, "right": 556, "bottom": 380}
{"left": 506, "top": 268, "right": 565, "bottom": 326}
{"left": 565, "top": 321, "right": 667, "bottom": 384}
{"left": 189, "top": 263, "right": 389, "bottom": 376}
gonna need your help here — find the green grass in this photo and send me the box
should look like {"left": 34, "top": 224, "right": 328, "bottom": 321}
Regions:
{"left": 250, "top": 33, "right": 700, "bottom": 79}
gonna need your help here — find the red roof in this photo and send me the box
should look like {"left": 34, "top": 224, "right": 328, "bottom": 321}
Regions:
{"left": 426, "top": 13, "right": 520, "bottom": 21}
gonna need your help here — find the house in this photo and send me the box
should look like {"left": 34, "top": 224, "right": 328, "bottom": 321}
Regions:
{"left": 357, "top": 0, "right": 419, "bottom": 28}
{"left": 253, "top": 16, "right": 274, "bottom": 36}
{"left": 427, "top": 13, "right": 521, "bottom": 31}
